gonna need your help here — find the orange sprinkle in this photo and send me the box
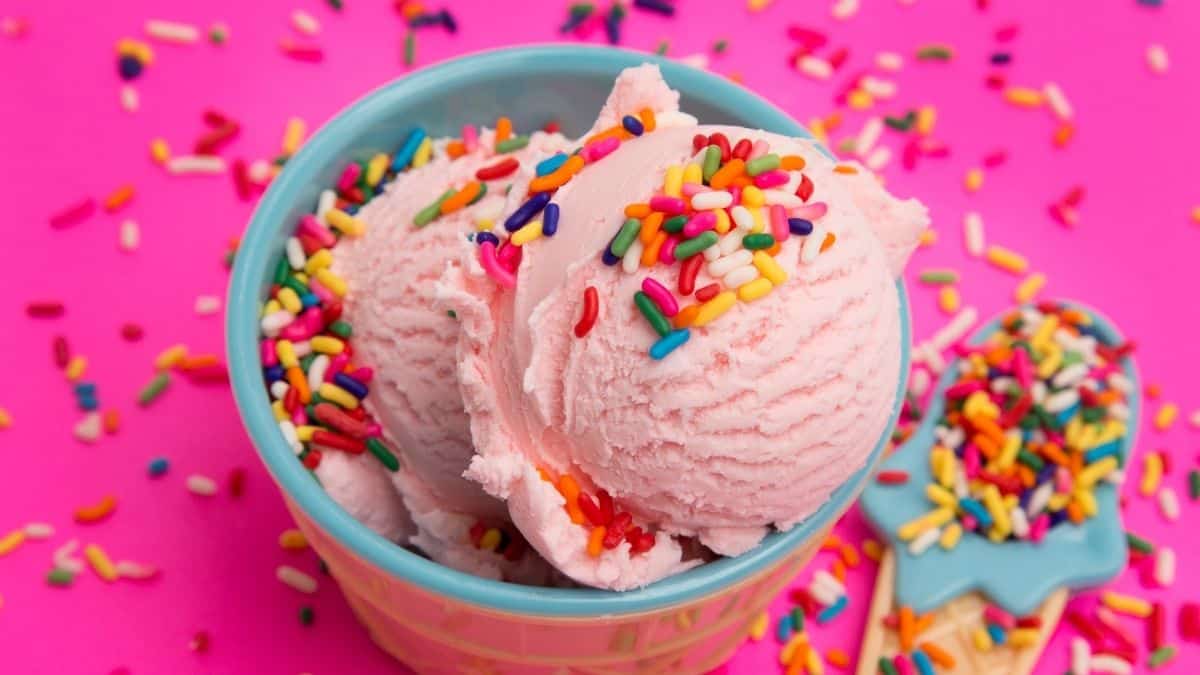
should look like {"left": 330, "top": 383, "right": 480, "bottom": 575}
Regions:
{"left": 1017, "top": 464, "right": 1037, "bottom": 488}
{"left": 825, "top": 648, "right": 849, "bottom": 668}
{"left": 821, "top": 534, "right": 843, "bottom": 551}
{"left": 104, "top": 184, "right": 136, "bottom": 212}
{"left": 731, "top": 174, "right": 753, "bottom": 188}
{"left": 642, "top": 230, "right": 667, "bottom": 267}
{"left": 585, "top": 125, "right": 630, "bottom": 145}
{"left": 820, "top": 232, "right": 837, "bottom": 252}
{"left": 528, "top": 155, "right": 584, "bottom": 193}
{"left": 1069, "top": 452, "right": 1083, "bottom": 476}
{"left": 673, "top": 304, "right": 700, "bottom": 329}
{"left": 102, "top": 409, "right": 120, "bottom": 434}
{"left": 913, "top": 613, "right": 935, "bottom": 634}
{"left": 919, "top": 642, "right": 956, "bottom": 669}
{"left": 639, "top": 212, "right": 664, "bottom": 245}
{"left": 494, "top": 116, "right": 512, "bottom": 146}
{"left": 286, "top": 367, "right": 311, "bottom": 404}
{"left": 766, "top": 241, "right": 782, "bottom": 256}
{"left": 984, "top": 345, "right": 1012, "bottom": 367}
{"left": 862, "top": 538, "right": 883, "bottom": 562}
{"left": 587, "top": 526, "right": 606, "bottom": 557}
{"left": 974, "top": 433, "right": 1000, "bottom": 460}
{"left": 972, "top": 416, "right": 1006, "bottom": 446}
{"left": 832, "top": 558, "right": 847, "bottom": 583}
{"left": 445, "top": 140, "right": 467, "bottom": 158}
{"left": 179, "top": 354, "right": 221, "bottom": 371}
{"left": 899, "top": 606, "right": 915, "bottom": 651}
{"left": 537, "top": 466, "right": 556, "bottom": 483}
{"left": 709, "top": 159, "right": 745, "bottom": 190}
{"left": 833, "top": 165, "right": 858, "bottom": 175}
{"left": 75, "top": 495, "right": 117, "bottom": 523}
{"left": 566, "top": 502, "right": 587, "bottom": 525}
{"left": 824, "top": 112, "right": 843, "bottom": 131}
{"left": 439, "top": 181, "right": 482, "bottom": 215}
{"left": 780, "top": 155, "right": 806, "bottom": 171}
{"left": 638, "top": 107, "right": 657, "bottom": 133}
{"left": 1066, "top": 500, "right": 1084, "bottom": 524}
{"left": 557, "top": 475, "right": 580, "bottom": 500}
{"left": 1095, "top": 390, "right": 1121, "bottom": 406}
{"left": 839, "top": 542, "right": 860, "bottom": 568}
{"left": 1053, "top": 123, "right": 1075, "bottom": 148}
{"left": 625, "top": 203, "right": 652, "bottom": 218}
{"left": 1040, "top": 442, "right": 1069, "bottom": 466}
{"left": 1146, "top": 383, "right": 1161, "bottom": 399}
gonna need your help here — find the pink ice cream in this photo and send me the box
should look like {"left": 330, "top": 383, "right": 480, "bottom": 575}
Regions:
{"left": 440, "top": 66, "right": 927, "bottom": 589}
{"left": 333, "top": 126, "right": 568, "bottom": 583}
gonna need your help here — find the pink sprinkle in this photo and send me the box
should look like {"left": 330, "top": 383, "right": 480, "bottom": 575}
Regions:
{"left": 299, "top": 215, "right": 337, "bottom": 247}
{"left": 649, "top": 196, "right": 687, "bottom": 215}
{"left": 961, "top": 514, "right": 979, "bottom": 531}
{"left": 280, "top": 39, "right": 324, "bottom": 62}
{"left": 983, "top": 150, "right": 1008, "bottom": 168}
{"left": 291, "top": 406, "right": 307, "bottom": 426}
{"left": 1055, "top": 466, "right": 1073, "bottom": 494}
{"left": 769, "top": 205, "right": 788, "bottom": 242}
{"left": 49, "top": 198, "right": 96, "bottom": 229}
{"left": 261, "top": 339, "right": 279, "bottom": 367}
{"left": 641, "top": 278, "right": 679, "bottom": 317}
{"left": 301, "top": 307, "right": 324, "bottom": 333}
{"left": 995, "top": 23, "right": 1020, "bottom": 42}
{"left": 326, "top": 354, "right": 350, "bottom": 382}
{"left": 988, "top": 391, "right": 1006, "bottom": 407}
{"left": 337, "top": 163, "right": 362, "bottom": 192}
{"left": 582, "top": 136, "right": 619, "bottom": 163}
{"left": 680, "top": 182, "right": 706, "bottom": 198}
{"left": 729, "top": 185, "right": 742, "bottom": 206}
{"left": 461, "top": 124, "right": 478, "bottom": 153}
{"left": 308, "top": 277, "right": 335, "bottom": 304}
{"left": 964, "top": 444, "right": 981, "bottom": 477}
{"left": 279, "top": 320, "right": 313, "bottom": 341}
{"left": 365, "top": 423, "right": 383, "bottom": 438}
{"left": 892, "top": 654, "right": 913, "bottom": 675}
{"left": 1045, "top": 430, "right": 1065, "bottom": 447}
{"left": 791, "top": 201, "right": 828, "bottom": 221}
{"left": 902, "top": 140, "right": 920, "bottom": 171}
{"left": 946, "top": 381, "right": 985, "bottom": 399}
{"left": 681, "top": 212, "right": 716, "bottom": 238}
{"left": 496, "top": 241, "right": 522, "bottom": 272}
{"left": 752, "top": 170, "right": 788, "bottom": 189}
{"left": 658, "top": 236, "right": 680, "bottom": 265}
{"left": 479, "top": 242, "right": 515, "bottom": 288}
{"left": 348, "top": 366, "right": 373, "bottom": 383}
{"left": 918, "top": 137, "right": 951, "bottom": 157}
{"left": 1029, "top": 514, "right": 1049, "bottom": 542}
{"left": 1013, "top": 348, "right": 1032, "bottom": 388}
{"left": 828, "top": 46, "right": 850, "bottom": 70}
{"left": 984, "top": 605, "right": 1016, "bottom": 630}
{"left": 786, "top": 25, "right": 828, "bottom": 48}
{"left": 749, "top": 139, "right": 771, "bottom": 160}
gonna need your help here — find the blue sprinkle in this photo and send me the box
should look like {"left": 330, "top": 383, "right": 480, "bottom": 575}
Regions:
{"left": 117, "top": 55, "right": 143, "bottom": 81}
{"left": 958, "top": 498, "right": 993, "bottom": 528}
{"left": 78, "top": 395, "right": 99, "bottom": 411}
{"left": 391, "top": 128, "right": 427, "bottom": 171}
{"left": 911, "top": 650, "right": 935, "bottom": 675}
{"left": 148, "top": 457, "right": 170, "bottom": 477}
{"left": 602, "top": 247, "right": 621, "bottom": 266}
{"left": 264, "top": 364, "right": 285, "bottom": 382}
{"left": 649, "top": 329, "right": 690, "bottom": 360}
{"left": 333, "top": 372, "right": 369, "bottom": 399}
{"left": 1054, "top": 402, "right": 1079, "bottom": 427}
{"left": 542, "top": 203, "right": 560, "bottom": 237}
{"left": 439, "top": 9, "right": 458, "bottom": 33}
{"left": 1137, "top": 0, "right": 1162, "bottom": 6}
{"left": 787, "top": 218, "right": 814, "bottom": 235}
{"left": 986, "top": 623, "right": 1006, "bottom": 646}
{"left": 621, "top": 114, "right": 644, "bottom": 136}
{"left": 535, "top": 153, "right": 568, "bottom": 177}
{"left": 344, "top": 203, "right": 360, "bottom": 215}
{"left": 504, "top": 192, "right": 551, "bottom": 232}
{"left": 990, "top": 52, "right": 1012, "bottom": 66}
{"left": 74, "top": 382, "right": 97, "bottom": 396}
{"left": 1084, "top": 439, "right": 1122, "bottom": 464}
{"left": 476, "top": 231, "right": 500, "bottom": 247}
{"left": 775, "top": 614, "right": 793, "bottom": 642}
{"left": 817, "top": 595, "right": 848, "bottom": 624}
{"left": 300, "top": 293, "right": 321, "bottom": 309}
{"left": 633, "top": 0, "right": 676, "bottom": 16}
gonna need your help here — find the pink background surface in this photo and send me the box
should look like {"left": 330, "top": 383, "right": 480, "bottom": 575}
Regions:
{"left": 3, "top": 1, "right": 1198, "bottom": 673}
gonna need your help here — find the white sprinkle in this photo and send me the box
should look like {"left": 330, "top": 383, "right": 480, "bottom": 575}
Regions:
{"left": 800, "top": 227, "right": 825, "bottom": 264}
{"left": 1043, "top": 389, "right": 1080, "bottom": 414}
{"left": 913, "top": 341, "right": 946, "bottom": 374}
{"left": 285, "top": 237, "right": 306, "bottom": 270}
{"left": 622, "top": 239, "right": 643, "bottom": 274}
{"left": 269, "top": 381, "right": 289, "bottom": 400}
{"left": 860, "top": 76, "right": 898, "bottom": 100}
{"left": 719, "top": 230, "right": 744, "bottom": 255}
{"left": 703, "top": 237, "right": 724, "bottom": 261}
{"left": 23, "top": 523, "right": 55, "bottom": 539}
{"left": 909, "top": 368, "right": 931, "bottom": 397}
{"left": 119, "top": 85, "right": 139, "bottom": 113}
{"left": 929, "top": 306, "right": 979, "bottom": 352}
{"left": 1032, "top": 380, "right": 1048, "bottom": 404}
{"left": 1026, "top": 482, "right": 1054, "bottom": 518}
{"left": 1043, "top": 82, "right": 1073, "bottom": 121}
{"left": 186, "top": 474, "right": 219, "bottom": 497}
{"left": 963, "top": 211, "right": 985, "bottom": 257}
{"left": 1189, "top": 409, "right": 1200, "bottom": 428}
{"left": 876, "top": 51, "right": 904, "bottom": 71}
{"left": 797, "top": 56, "right": 833, "bottom": 81}
{"left": 1110, "top": 402, "right": 1131, "bottom": 422}
{"left": 761, "top": 190, "right": 801, "bottom": 208}
{"left": 279, "top": 420, "right": 303, "bottom": 455}
{"left": 1146, "top": 43, "right": 1169, "bottom": 74}
{"left": 1070, "top": 637, "right": 1091, "bottom": 675}
{"left": 291, "top": 340, "right": 312, "bottom": 359}
{"left": 307, "top": 354, "right": 330, "bottom": 393}
{"left": 248, "top": 159, "right": 273, "bottom": 184}
{"left": 691, "top": 191, "right": 733, "bottom": 210}
{"left": 145, "top": 19, "right": 200, "bottom": 44}
{"left": 315, "top": 188, "right": 338, "bottom": 224}
{"left": 953, "top": 465, "right": 969, "bottom": 499}
{"left": 115, "top": 561, "right": 159, "bottom": 579}
{"left": 1154, "top": 547, "right": 1176, "bottom": 587}
{"left": 730, "top": 206, "right": 754, "bottom": 232}
{"left": 812, "top": 569, "right": 846, "bottom": 597}
{"left": 990, "top": 376, "right": 1018, "bottom": 394}
{"left": 1159, "top": 487, "right": 1180, "bottom": 522}
{"left": 677, "top": 53, "right": 709, "bottom": 70}
{"left": 1052, "top": 362, "right": 1089, "bottom": 389}
{"left": 260, "top": 310, "right": 294, "bottom": 337}
{"left": 1090, "top": 654, "right": 1132, "bottom": 675}
{"left": 831, "top": 0, "right": 859, "bottom": 20}
{"left": 855, "top": 117, "right": 884, "bottom": 158}
{"left": 908, "top": 527, "right": 940, "bottom": 556}
{"left": 1107, "top": 372, "right": 1133, "bottom": 393}
{"left": 118, "top": 219, "right": 140, "bottom": 252}
{"left": 53, "top": 539, "right": 85, "bottom": 574}
{"left": 865, "top": 146, "right": 892, "bottom": 172}
{"left": 1104, "top": 469, "right": 1125, "bottom": 485}
{"left": 1009, "top": 505, "right": 1030, "bottom": 538}
{"left": 195, "top": 295, "right": 221, "bottom": 315}
{"left": 74, "top": 413, "right": 102, "bottom": 444}
{"left": 168, "top": 155, "right": 227, "bottom": 175}
{"left": 277, "top": 564, "right": 318, "bottom": 594}
{"left": 290, "top": 9, "right": 320, "bottom": 35}
{"left": 708, "top": 250, "right": 753, "bottom": 278}
{"left": 723, "top": 264, "right": 759, "bottom": 289}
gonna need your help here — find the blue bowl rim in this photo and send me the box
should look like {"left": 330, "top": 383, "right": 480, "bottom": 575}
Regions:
{"left": 226, "top": 44, "right": 912, "bottom": 617}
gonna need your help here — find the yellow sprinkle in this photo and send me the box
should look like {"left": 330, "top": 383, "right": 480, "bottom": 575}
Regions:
{"left": 937, "top": 286, "right": 960, "bottom": 314}
{"left": 926, "top": 484, "right": 958, "bottom": 509}
{"left": 294, "top": 272, "right": 309, "bottom": 284}
{"left": 366, "top": 153, "right": 390, "bottom": 187}
{"left": 749, "top": 611, "right": 770, "bottom": 641}
{"left": 1192, "top": 205, "right": 1200, "bottom": 224}
{"left": 1036, "top": 343, "right": 1062, "bottom": 380}
{"left": 752, "top": 250, "right": 788, "bottom": 285}
{"left": 150, "top": 138, "right": 171, "bottom": 164}
{"left": 972, "top": 628, "right": 993, "bottom": 651}
{"left": 714, "top": 207, "right": 731, "bottom": 234}
{"left": 663, "top": 165, "right": 684, "bottom": 198}
{"left": 847, "top": 89, "right": 874, "bottom": 110}
{"left": 805, "top": 647, "right": 824, "bottom": 675}
{"left": 964, "top": 167, "right": 984, "bottom": 193}
{"left": 0, "top": 530, "right": 26, "bottom": 557}
{"left": 84, "top": 544, "right": 118, "bottom": 582}
{"left": 510, "top": 220, "right": 543, "bottom": 246}
{"left": 1031, "top": 313, "right": 1059, "bottom": 349}
{"left": 737, "top": 277, "right": 774, "bottom": 303}
{"left": 1094, "top": 420, "right": 1127, "bottom": 447}
{"left": 1078, "top": 456, "right": 1118, "bottom": 489}
{"left": 1015, "top": 272, "right": 1047, "bottom": 303}
{"left": 475, "top": 217, "right": 495, "bottom": 232}
{"left": 985, "top": 245, "right": 1029, "bottom": 274}
{"left": 317, "top": 383, "right": 359, "bottom": 410}
{"left": 742, "top": 185, "right": 765, "bottom": 208}
{"left": 918, "top": 228, "right": 938, "bottom": 247}
{"left": 676, "top": 610, "right": 694, "bottom": 630}
{"left": 939, "top": 523, "right": 962, "bottom": 550}
{"left": 747, "top": 0, "right": 773, "bottom": 11}
{"left": 682, "top": 163, "right": 702, "bottom": 185}
{"left": 995, "top": 431, "right": 1022, "bottom": 470}
{"left": 304, "top": 248, "right": 333, "bottom": 274}
{"left": 1102, "top": 591, "right": 1153, "bottom": 618}
{"left": 65, "top": 355, "right": 88, "bottom": 381}
{"left": 1004, "top": 87, "right": 1045, "bottom": 108}
{"left": 1154, "top": 403, "right": 1179, "bottom": 431}
{"left": 1074, "top": 488, "right": 1098, "bottom": 517}
{"left": 750, "top": 207, "right": 766, "bottom": 233}
{"left": 1008, "top": 628, "right": 1040, "bottom": 648}
{"left": 808, "top": 118, "right": 828, "bottom": 145}
{"left": 264, "top": 299, "right": 282, "bottom": 315}
{"left": 325, "top": 208, "right": 365, "bottom": 237}
{"left": 0, "top": 408, "right": 10, "bottom": 430}
{"left": 981, "top": 484, "right": 1011, "bottom": 538}
{"left": 862, "top": 538, "right": 883, "bottom": 562}
{"left": 295, "top": 425, "right": 317, "bottom": 442}
{"left": 279, "top": 529, "right": 308, "bottom": 550}
{"left": 282, "top": 117, "right": 306, "bottom": 155}
{"left": 780, "top": 633, "right": 809, "bottom": 666}
{"left": 915, "top": 105, "right": 937, "bottom": 135}
{"left": 1046, "top": 493, "right": 1070, "bottom": 512}
{"left": 692, "top": 291, "right": 737, "bottom": 327}
{"left": 934, "top": 450, "right": 956, "bottom": 488}
{"left": 479, "top": 528, "right": 502, "bottom": 551}
{"left": 277, "top": 287, "right": 302, "bottom": 314}
{"left": 314, "top": 268, "right": 348, "bottom": 297}
{"left": 275, "top": 340, "right": 299, "bottom": 369}
{"left": 897, "top": 507, "right": 955, "bottom": 541}
{"left": 964, "top": 391, "right": 999, "bottom": 420}
{"left": 310, "top": 336, "right": 345, "bottom": 355}
{"left": 1140, "top": 453, "right": 1164, "bottom": 496}
{"left": 271, "top": 400, "right": 287, "bottom": 422}
{"left": 411, "top": 137, "right": 433, "bottom": 168}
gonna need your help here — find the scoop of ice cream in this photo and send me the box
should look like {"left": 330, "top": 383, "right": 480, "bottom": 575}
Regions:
{"left": 440, "top": 68, "right": 927, "bottom": 589}
{"left": 334, "top": 126, "right": 568, "bottom": 581}
{"left": 316, "top": 451, "right": 414, "bottom": 544}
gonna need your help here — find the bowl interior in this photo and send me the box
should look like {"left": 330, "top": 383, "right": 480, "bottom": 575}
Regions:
{"left": 227, "top": 44, "right": 909, "bottom": 617}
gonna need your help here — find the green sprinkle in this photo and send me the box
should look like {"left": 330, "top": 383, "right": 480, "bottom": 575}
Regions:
{"left": 790, "top": 607, "right": 804, "bottom": 632}
{"left": 137, "top": 373, "right": 171, "bottom": 407}
{"left": 403, "top": 32, "right": 415, "bottom": 67}
{"left": 885, "top": 112, "right": 916, "bottom": 132}
{"left": 1061, "top": 350, "right": 1084, "bottom": 367}
{"left": 208, "top": 24, "right": 229, "bottom": 45}
{"left": 745, "top": 154, "right": 780, "bottom": 177}
{"left": 701, "top": 145, "right": 721, "bottom": 183}
{"left": 223, "top": 250, "right": 236, "bottom": 269}
{"left": 496, "top": 135, "right": 530, "bottom": 154}
{"left": 742, "top": 233, "right": 775, "bottom": 250}
{"left": 445, "top": 310, "right": 457, "bottom": 319}
{"left": 47, "top": 568, "right": 75, "bottom": 587}
{"left": 273, "top": 257, "right": 290, "bottom": 285}
{"left": 1017, "top": 449, "right": 1044, "bottom": 471}
{"left": 299, "top": 605, "right": 315, "bottom": 626}
{"left": 1126, "top": 531, "right": 1155, "bottom": 554}
{"left": 674, "top": 231, "right": 719, "bottom": 260}
{"left": 327, "top": 0, "right": 343, "bottom": 10}
{"left": 634, "top": 292, "right": 671, "bottom": 337}
{"left": 916, "top": 44, "right": 954, "bottom": 61}
{"left": 414, "top": 188, "right": 455, "bottom": 228}
{"left": 282, "top": 276, "right": 309, "bottom": 296}
{"left": 467, "top": 180, "right": 488, "bottom": 205}
{"left": 1080, "top": 407, "right": 1105, "bottom": 424}
{"left": 1149, "top": 645, "right": 1177, "bottom": 668}
{"left": 713, "top": 39, "right": 728, "bottom": 54}
{"left": 299, "top": 353, "right": 316, "bottom": 372}
{"left": 1189, "top": 469, "right": 1199, "bottom": 500}
{"left": 918, "top": 269, "right": 959, "bottom": 285}
{"left": 655, "top": 40, "right": 669, "bottom": 55}
{"left": 610, "top": 219, "right": 642, "bottom": 257}
{"left": 569, "top": 2, "right": 595, "bottom": 15}
{"left": 836, "top": 138, "right": 857, "bottom": 154}
{"left": 662, "top": 215, "right": 688, "bottom": 234}
{"left": 329, "top": 320, "right": 352, "bottom": 338}
{"left": 878, "top": 657, "right": 899, "bottom": 675}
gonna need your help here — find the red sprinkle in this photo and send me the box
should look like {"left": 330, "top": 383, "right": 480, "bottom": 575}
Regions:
{"left": 985, "top": 73, "right": 1006, "bottom": 89}
{"left": 874, "top": 470, "right": 909, "bottom": 485}
{"left": 731, "top": 138, "right": 752, "bottom": 161}
{"left": 796, "top": 174, "right": 814, "bottom": 202}
{"left": 678, "top": 254, "right": 702, "bottom": 296}
{"left": 577, "top": 493, "right": 606, "bottom": 526}
{"left": 827, "top": 46, "right": 850, "bottom": 70}
{"left": 1016, "top": 616, "right": 1042, "bottom": 629}
{"left": 49, "top": 198, "right": 96, "bottom": 229}
{"left": 1066, "top": 609, "right": 1105, "bottom": 644}
{"left": 229, "top": 467, "right": 246, "bottom": 498}
{"left": 786, "top": 25, "right": 828, "bottom": 49}
{"left": 695, "top": 283, "right": 720, "bottom": 302}
{"left": 203, "top": 109, "right": 234, "bottom": 127}
{"left": 692, "top": 133, "right": 708, "bottom": 153}
{"left": 708, "top": 133, "right": 731, "bottom": 162}
{"left": 189, "top": 631, "right": 211, "bottom": 653}
{"left": 312, "top": 429, "right": 365, "bottom": 454}
{"left": 1062, "top": 185, "right": 1086, "bottom": 206}
{"left": 994, "top": 24, "right": 1020, "bottom": 42}
{"left": 120, "top": 323, "right": 144, "bottom": 341}
{"left": 302, "top": 449, "right": 322, "bottom": 469}
{"left": 574, "top": 286, "right": 599, "bottom": 338}
{"left": 475, "top": 157, "right": 519, "bottom": 181}
{"left": 232, "top": 158, "right": 253, "bottom": 201}
{"left": 53, "top": 335, "right": 70, "bottom": 368}
{"left": 1149, "top": 602, "right": 1166, "bottom": 650}
{"left": 27, "top": 301, "right": 65, "bottom": 318}
{"left": 543, "top": 120, "right": 561, "bottom": 134}
{"left": 603, "top": 512, "right": 632, "bottom": 548}
{"left": 195, "top": 122, "right": 240, "bottom": 155}
{"left": 982, "top": 150, "right": 1008, "bottom": 168}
